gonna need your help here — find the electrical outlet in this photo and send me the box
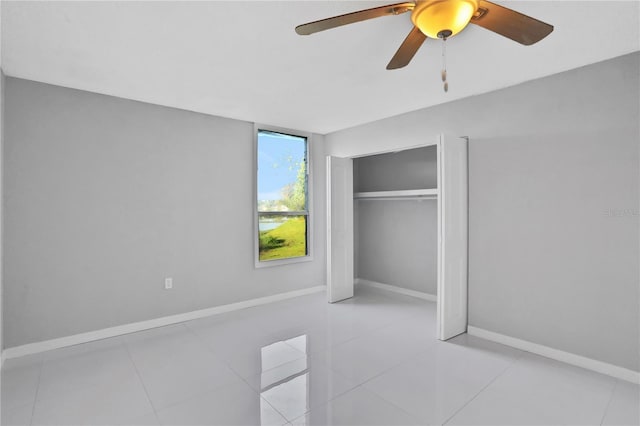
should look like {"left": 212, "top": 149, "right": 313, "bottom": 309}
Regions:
{"left": 164, "top": 277, "right": 173, "bottom": 290}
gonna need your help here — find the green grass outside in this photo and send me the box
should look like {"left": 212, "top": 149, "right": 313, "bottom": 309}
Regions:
{"left": 259, "top": 217, "right": 307, "bottom": 261}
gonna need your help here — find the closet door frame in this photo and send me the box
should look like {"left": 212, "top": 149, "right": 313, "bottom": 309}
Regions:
{"left": 326, "top": 133, "right": 469, "bottom": 340}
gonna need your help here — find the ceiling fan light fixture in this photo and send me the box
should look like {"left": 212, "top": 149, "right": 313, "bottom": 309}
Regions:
{"left": 411, "top": 0, "right": 479, "bottom": 39}
{"left": 295, "top": 0, "right": 554, "bottom": 70}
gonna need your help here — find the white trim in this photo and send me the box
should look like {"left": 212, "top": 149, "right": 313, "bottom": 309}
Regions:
{"left": 355, "top": 278, "right": 437, "bottom": 302}
{"left": 3, "top": 285, "right": 325, "bottom": 360}
{"left": 467, "top": 326, "right": 640, "bottom": 385}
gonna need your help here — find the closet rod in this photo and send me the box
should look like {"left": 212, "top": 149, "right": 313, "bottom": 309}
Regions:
{"left": 355, "top": 195, "right": 437, "bottom": 201}
{"left": 354, "top": 189, "right": 438, "bottom": 198}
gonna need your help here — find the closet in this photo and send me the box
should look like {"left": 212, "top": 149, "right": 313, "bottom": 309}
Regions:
{"left": 353, "top": 146, "right": 438, "bottom": 300}
{"left": 327, "top": 134, "right": 469, "bottom": 340}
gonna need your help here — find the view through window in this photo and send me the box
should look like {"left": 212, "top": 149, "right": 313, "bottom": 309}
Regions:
{"left": 257, "top": 130, "right": 309, "bottom": 262}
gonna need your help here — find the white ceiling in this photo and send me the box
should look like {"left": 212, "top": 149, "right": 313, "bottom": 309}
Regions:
{"left": 2, "top": 1, "right": 639, "bottom": 134}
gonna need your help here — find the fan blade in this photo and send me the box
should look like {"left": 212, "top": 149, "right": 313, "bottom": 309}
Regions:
{"left": 295, "top": 2, "right": 414, "bottom": 36}
{"left": 387, "top": 26, "right": 427, "bottom": 70}
{"left": 470, "top": 0, "right": 553, "bottom": 45}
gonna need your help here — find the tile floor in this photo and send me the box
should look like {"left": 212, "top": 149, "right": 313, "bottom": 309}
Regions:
{"left": 1, "top": 286, "right": 638, "bottom": 425}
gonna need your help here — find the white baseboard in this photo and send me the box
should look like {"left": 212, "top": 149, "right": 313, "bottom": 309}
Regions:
{"left": 3, "top": 285, "right": 325, "bottom": 360}
{"left": 468, "top": 326, "right": 640, "bottom": 385}
{"left": 355, "top": 278, "right": 437, "bottom": 302}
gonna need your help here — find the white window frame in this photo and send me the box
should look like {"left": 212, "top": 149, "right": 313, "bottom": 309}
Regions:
{"left": 254, "top": 123, "right": 313, "bottom": 268}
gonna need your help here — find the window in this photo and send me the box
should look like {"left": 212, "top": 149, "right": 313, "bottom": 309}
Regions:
{"left": 256, "top": 128, "right": 310, "bottom": 264}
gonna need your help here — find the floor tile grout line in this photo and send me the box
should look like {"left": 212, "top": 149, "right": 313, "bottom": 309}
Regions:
{"left": 352, "top": 335, "right": 528, "bottom": 423}
{"left": 121, "top": 338, "right": 162, "bottom": 424}
{"left": 175, "top": 322, "right": 223, "bottom": 355}
{"left": 199, "top": 341, "right": 300, "bottom": 426}
{"left": 182, "top": 316, "right": 294, "bottom": 364}
{"left": 315, "top": 334, "right": 439, "bottom": 390}
{"left": 599, "top": 379, "right": 619, "bottom": 426}
{"left": 338, "top": 346, "right": 447, "bottom": 422}
{"left": 142, "top": 380, "right": 239, "bottom": 416}
{"left": 149, "top": 322, "right": 263, "bottom": 414}
{"left": 307, "top": 378, "right": 424, "bottom": 426}
{"left": 27, "top": 357, "right": 45, "bottom": 426}
{"left": 178, "top": 317, "right": 293, "bottom": 421}
{"left": 180, "top": 320, "right": 256, "bottom": 368}
{"left": 237, "top": 372, "right": 291, "bottom": 425}
{"left": 238, "top": 366, "right": 280, "bottom": 413}
{"left": 360, "top": 381, "right": 425, "bottom": 424}
{"left": 300, "top": 314, "right": 435, "bottom": 371}
{"left": 290, "top": 362, "right": 368, "bottom": 421}
{"left": 440, "top": 348, "right": 524, "bottom": 425}
{"left": 297, "top": 344, "right": 438, "bottom": 424}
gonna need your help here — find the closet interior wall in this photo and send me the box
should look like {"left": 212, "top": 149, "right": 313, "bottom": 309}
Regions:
{"left": 354, "top": 145, "right": 438, "bottom": 296}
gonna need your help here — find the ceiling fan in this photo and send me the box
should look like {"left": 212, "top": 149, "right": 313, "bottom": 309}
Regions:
{"left": 295, "top": 0, "right": 554, "bottom": 71}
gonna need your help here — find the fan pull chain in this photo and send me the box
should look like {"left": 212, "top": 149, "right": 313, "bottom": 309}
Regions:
{"left": 441, "top": 37, "right": 448, "bottom": 93}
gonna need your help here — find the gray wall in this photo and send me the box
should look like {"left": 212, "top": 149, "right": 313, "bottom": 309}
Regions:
{"left": 354, "top": 146, "right": 438, "bottom": 294}
{"left": 327, "top": 52, "right": 640, "bottom": 372}
{"left": 3, "top": 78, "right": 326, "bottom": 348}
{"left": 353, "top": 145, "right": 437, "bottom": 192}
{"left": 356, "top": 200, "right": 437, "bottom": 294}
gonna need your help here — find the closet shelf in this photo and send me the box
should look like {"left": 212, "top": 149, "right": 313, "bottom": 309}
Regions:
{"left": 354, "top": 188, "right": 438, "bottom": 200}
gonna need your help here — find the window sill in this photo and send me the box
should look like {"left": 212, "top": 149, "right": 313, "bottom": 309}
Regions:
{"left": 254, "top": 255, "right": 314, "bottom": 269}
